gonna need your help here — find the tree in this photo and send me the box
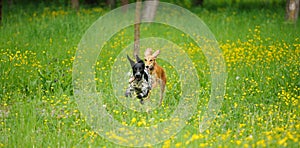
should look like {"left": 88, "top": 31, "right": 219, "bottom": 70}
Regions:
{"left": 121, "top": 0, "right": 129, "bottom": 12}
{"left": 134, "top": 0, "right": 142, "bottom": 57}
{"left": 286, "top": 0, "right": 300, "bottom": 23}
{"left": 134, "top": 0, "right": 160, "bottom": 56}
{"left": 71, "top": 0, "right": 79, "bottom": 11}
{"left": 142, "top": 0, "right": 159, "bottom": 22}
{"left": 107, "top": 0, "right": 116, "bottom": 9}
{"left": 0, "top": 0, "right": 2, "bottom": 24}
{"left": 193, "top": 0, "right": 204, "bottom": 6}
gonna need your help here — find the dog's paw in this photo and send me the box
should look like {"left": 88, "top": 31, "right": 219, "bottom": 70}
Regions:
{"left": 137, "top": 93, "right": 144, "bottom": 99}
{"left": 140, "top": 99, "right": 144, "bottom": 104}
{"left": 125, "top": 91, "right": 132, "bottom": 97}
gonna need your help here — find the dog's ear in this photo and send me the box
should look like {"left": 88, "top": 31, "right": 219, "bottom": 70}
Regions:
{"left": 144, "top": 48, "right": 153, "bottom": 57}
{"left": 144, "top": 71, "right": 149, "bottom": 82}
{"left": 127, "top": 55, "right": 135, "bottom": 67}
{"left": 136, "top": 55, "right": 143, "bottom": 63}
{"left": 152, "top": 50, "right": 160, "bottom": 58}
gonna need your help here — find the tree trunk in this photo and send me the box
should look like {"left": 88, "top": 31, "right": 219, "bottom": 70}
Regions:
{"left": 107, "top": 0, "right": 116, "bottom": 9}
{"left": 142, "top": 0, "right": 159, "bottom": 22}
{"left": 71, "top": 0, "right": 79, "bottom": 11}
{"left": 286, "top": 0, "right": 300, "bottom": 23}
{"left": 8, "top": 0, "right": 12, "bottom": 6}
{"left": 134, "top": 0, "right": 142, "bottom": 57}
{"left": 84, "top": 0, "right": 98, "bottom": 5}
{"left": 121, "top": 0, "right": 129, "bottom": 12}
{"left": 193, "top": 0, "right": 204, "bottom": 6}
{"left": 0, "top": 0, "right": 2, "bottom": 24}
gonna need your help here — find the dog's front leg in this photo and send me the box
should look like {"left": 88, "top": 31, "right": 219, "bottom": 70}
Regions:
{"left": 125, "top": 88, "right": 132, "bottom": 97}
{"left": 125, "top": 84, "right": 133, "bottom": 97}
{"left": 159, "top": 80, "right": 166, "bottom": 105}
{"left": 137, "top": 94, "right": 144, "bottom": 104}
{"left": 151, "top": 77, "right": 158, "bottom": 88}
{"left": 137, "top": 82, "right": 150, "bottom": 104}
{"left": 137, "top": 87, "right": 149, "bottom": 99}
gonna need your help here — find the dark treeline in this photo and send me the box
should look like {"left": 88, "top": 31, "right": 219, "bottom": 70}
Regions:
{"left": 1, "top": 0, "right": 286, "bottom": 9}
{"left": 1, "top": 0, "right": 297, "bottom": 23}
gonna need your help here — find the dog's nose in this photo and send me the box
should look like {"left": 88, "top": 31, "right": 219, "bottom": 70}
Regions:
{"left": 135, "top": 72, "right": 141, "bottom": 78}
{"left": 146, "top": 66, "right": 149, "bottom": 69}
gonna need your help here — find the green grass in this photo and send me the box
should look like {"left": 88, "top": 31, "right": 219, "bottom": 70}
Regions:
{"left": 1, "top": 2, "right": 300, "bottom": 148}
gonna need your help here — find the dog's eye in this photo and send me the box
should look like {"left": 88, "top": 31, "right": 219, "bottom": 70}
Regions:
{"left": 144, "top": 59, "right": 147, "bottom": 61}
{"left": 150, "top": 59, "right": 153, "bottom": 62}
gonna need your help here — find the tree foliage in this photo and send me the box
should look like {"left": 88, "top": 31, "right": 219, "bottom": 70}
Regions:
{"left": 3, "top": 0, "right": 285, "bottom": 9}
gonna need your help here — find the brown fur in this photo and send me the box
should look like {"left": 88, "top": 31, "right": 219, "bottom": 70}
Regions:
{"left": 144, "top": 48, "right": 167, "bottom": 105}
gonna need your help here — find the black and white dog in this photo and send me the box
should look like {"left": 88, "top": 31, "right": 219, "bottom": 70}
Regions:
{"left": 125, "top": 55, "right": 151, "bottom": 104}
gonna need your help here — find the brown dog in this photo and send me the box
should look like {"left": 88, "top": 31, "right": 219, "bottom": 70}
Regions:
{"left": 144, "top": 48, "right": 167, "bottom": 105}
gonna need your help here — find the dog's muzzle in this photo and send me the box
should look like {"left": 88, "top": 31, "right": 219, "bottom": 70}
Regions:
{"left": 145, "top": 66, "right": 151, "bottom": 71}
{"left": 135, "top": 72, "right": 142, "bottom": 79}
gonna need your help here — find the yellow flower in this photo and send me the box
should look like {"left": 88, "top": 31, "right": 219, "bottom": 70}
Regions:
{"left": 278, "top": 137, "right": 288, "bottom": 146}
{"left": 131, "top": 118, "right": 136, "bottom": 123}
{"left": 236, "top": 140, "right": 242, "bottom": 145}
{"left": 175, "top": 142, "right": 182, "bottom": 147}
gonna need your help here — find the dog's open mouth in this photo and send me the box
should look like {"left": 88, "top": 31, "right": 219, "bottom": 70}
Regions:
{"left": 146, "top": 66, "right": 154, "bottom": 71}
{"left": 135, "top": 75, "right": 142, "bottom": 81}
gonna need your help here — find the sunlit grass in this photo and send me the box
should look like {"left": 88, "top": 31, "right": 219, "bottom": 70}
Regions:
{"left": 1, "top": 3, "right": 300, "bottom": 148}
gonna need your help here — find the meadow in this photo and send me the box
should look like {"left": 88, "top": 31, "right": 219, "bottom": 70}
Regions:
{"left": 0, "top": 1, "right": 300, "bottom": 147}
